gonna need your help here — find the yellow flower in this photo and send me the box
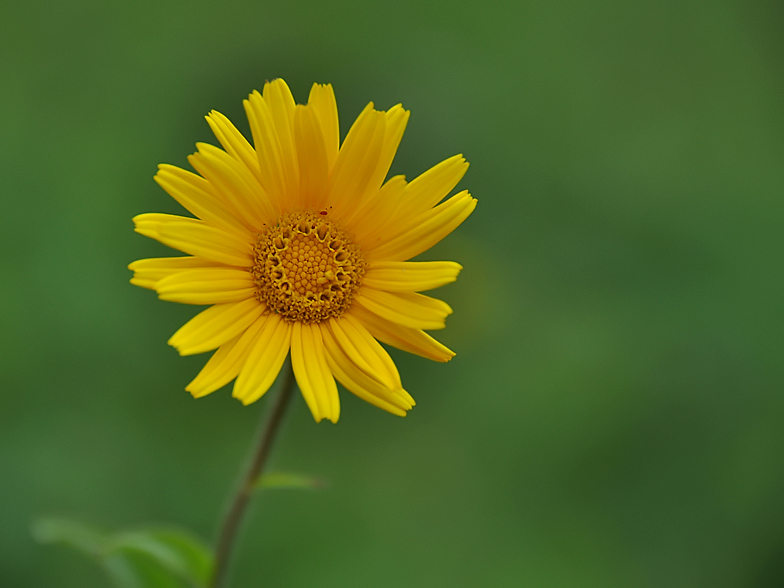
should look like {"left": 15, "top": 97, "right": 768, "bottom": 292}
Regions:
{"left": 129, "top": 79, "right": 476, "bottom": 423}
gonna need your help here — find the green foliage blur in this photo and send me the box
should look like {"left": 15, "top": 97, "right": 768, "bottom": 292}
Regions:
{"left": 2, "top": 0, "right": 783, "bottom": 586}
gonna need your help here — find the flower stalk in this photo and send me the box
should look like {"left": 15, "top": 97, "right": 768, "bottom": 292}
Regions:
{"left": 209, "top": 362, "right": 296, "bottom": 588}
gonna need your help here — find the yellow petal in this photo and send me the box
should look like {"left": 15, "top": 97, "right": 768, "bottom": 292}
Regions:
{"left": 307, "top": 83, "right": 339, "bottom": 170}
{"left": 262, "top": 79, "right": 299, "bottom": 205}
{"left": 188, "top": 143, "right": 276, "bottom": 229}
{"left": 364, "top": 191, "right": 476, "bottom": 262}
{"left": 233, "top": 313, "right": 292, "bottom": 405}
{"left": 244, "top": 90, "right": 287, "bottom": 213}
{"left": 324, "top": 318, "right": 378, "bottom": 383}
{"left": 293, "top": 104, "right": 329, "bottom": 211}
{"left": 186, "top": 314, "right": 269, "bottom": 397}
{"left": 326, "top": 317, "right": 397, "bottom": 390}
{"left": 128, "top": 256, "right": 222, "bottom": 290}
{"left": 366, "top": 155, "right": 468, "bottom": 248}
{"left": 349, "top": 306, "right": 455, "bottom": 363}
{"left": 320, "top": 324, "right": 412, "bottom": 417}
{"left": 326, "top": 103, "right": 385, "bottom": 220}
{"left": 363, "top": 261, "right": 462, "bottom": 292}
{"left": 354, "top": 288, "right": 452, "bottom": 331}
{"left": 133, "top": 213, "right": 253, "bottom": 267}
{"left": 205, "top": 110, "right": 262, "bottom": 182}
{"left": 168, "top": 298, "right": 266, "bottom": 356}
{"left": 350, "top": 175, "right": 408, "bottom": 246}
{"left": 341, "top": 313, "right": 402, "bottom": 389}
{"left": 395, "top": 154, "right": 468, "bottom": 221}
{"left": 341, "top": 105, "right": 410, "bottom": 229}
{"left": 291, "top": 321, "right": 339, "bottom": 423}
{"left": 156, "top": 268, "right": 256, "bottom": 305}
{"left": 373, "top": 105, "right": 409, "bottom": 190}
{"left": 154, "top": 165, "right": 253, "bottom": 237}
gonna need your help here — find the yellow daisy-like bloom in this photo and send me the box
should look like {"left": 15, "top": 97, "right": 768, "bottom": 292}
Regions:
{"left": 130, "top": 79, "right": 476, "bottom": 423}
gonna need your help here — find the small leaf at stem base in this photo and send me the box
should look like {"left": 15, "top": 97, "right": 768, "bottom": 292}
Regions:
{"left": 254, "top": 472, "right": 327, "bottom": 490}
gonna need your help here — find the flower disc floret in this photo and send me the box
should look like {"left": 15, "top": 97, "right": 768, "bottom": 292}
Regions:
{"left": 252, "top": 211, "right": 365, "bottom": 324}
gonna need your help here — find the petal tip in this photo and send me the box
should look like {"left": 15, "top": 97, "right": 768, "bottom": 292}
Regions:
{"left": 129, "top": 277, "right": 154, "bottom": 289}
{"left": 232, "top": 392, "right": 255, "bottom": 406}
{"left": 187, "top": 386, "right": 211, "bottom": 399}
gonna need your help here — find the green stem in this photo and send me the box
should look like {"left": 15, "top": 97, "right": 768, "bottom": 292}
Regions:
{"left": 208, "top": 362, "right": 296, "bottom": 588}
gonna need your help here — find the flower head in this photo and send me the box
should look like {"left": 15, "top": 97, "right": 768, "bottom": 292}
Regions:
{"left": 130, "top": 79, "right": 476, "bottom": 422}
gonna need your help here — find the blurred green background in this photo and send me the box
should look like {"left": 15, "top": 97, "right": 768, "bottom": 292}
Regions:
{"left": 2, "top": 0, "right": 784, "bottom": 586}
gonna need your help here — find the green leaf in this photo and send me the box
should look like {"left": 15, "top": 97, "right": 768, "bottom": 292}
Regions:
{"left": 255, "top": 471, "right": 326, "bottom": 490}
{"left": 103, "top": 550, "right": 185, "bottom": 588}
{"left": 32, "top": 519, "right": 212, "bottom": 588}
{"left": 111, "top": 527, "right": 212, "bottom": 586}
{"left": 31, "top": 518, "right": 108, "bottom": 557}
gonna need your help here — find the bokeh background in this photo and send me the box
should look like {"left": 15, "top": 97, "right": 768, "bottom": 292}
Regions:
{"left": 2, "top": 0, "right": 784, "bottom": 586}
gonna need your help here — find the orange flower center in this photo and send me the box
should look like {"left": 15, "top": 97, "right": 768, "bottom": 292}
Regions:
{"left": 252, "top": 211, "right": 364, "bottom": 324}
